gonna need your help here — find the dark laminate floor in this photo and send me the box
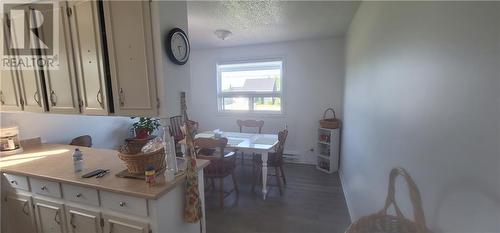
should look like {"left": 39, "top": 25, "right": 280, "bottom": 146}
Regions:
{"left": 204, "top": 162, "right": 351, "bottom": 233}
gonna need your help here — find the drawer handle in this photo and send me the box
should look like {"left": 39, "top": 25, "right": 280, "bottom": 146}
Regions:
{"left": 54, "top": 209, "right": 61, "bottom": 225}
{"left": 34, "top": 91, "right": 41, "bottom": 106}
{"left": 41, "top": 185, "right": 47, "bottom": 191}
{"left": 10, "top": 180, "right": 17, "bottom": 185}
{"left": 0, "top": 90, "right": 4, "bottom": 105}
{"left": 119, "top": 88, "right": 124, "bottom": 106}
{"left": 97, "top": 89, "right": 104, "bottom": 108}
{"left": 70, "top": 213, "right": 76, "bottom": 228}
{"left": 119, "top": 201, "right": 126, "bottom": 207}
{"left": 50, "top": 90, "right": 57, "bottom": 106}
{"left": 76, "top": 193, "right": 82, "bottom": 198}
{"left": 22, "top": 201, "right": 29, "bottom": 216}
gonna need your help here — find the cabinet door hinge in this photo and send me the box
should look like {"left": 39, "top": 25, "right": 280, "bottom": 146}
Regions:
{"left": 3, "top": 197, "right": 6, "bottom": 202}
{"left": 20, "top": 97, "right": 24, "bottom": 107}
{"left": 156, "top": 98, "right": 160, "bottom": 110}
{"left": 6, "top": 17, "right": 11, "bottom": 28}
{"left": 100, "top": 218, "right": 104, "bottom": 228}
{"left": 66, "top": 7, "right": 72, "bottom": 17}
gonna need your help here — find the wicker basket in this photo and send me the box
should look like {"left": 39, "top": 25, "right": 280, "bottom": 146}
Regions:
{"left": 345, "top": 167, "right": 430, "bottom": 233}
{"left": 117, "top": 146, "right": 166, "bottom": 175}
{"left": 319, "top": 108, "right": 341, "bottom": 129}
{"left": 124, "top": 136, "right": 156, "bottom": 154}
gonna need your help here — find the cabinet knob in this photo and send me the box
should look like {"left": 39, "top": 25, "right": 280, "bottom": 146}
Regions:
{"left": 119, "top": 201, "right": 126, "bottom": 207}
{"left": 76, "top": 193, "right": 82, "bottom": 198}
{"left": 10, "top": 180, "right": 17, "bottom": 185}
{"left": 41, "top": 185, "right": 47, "bottom": 191}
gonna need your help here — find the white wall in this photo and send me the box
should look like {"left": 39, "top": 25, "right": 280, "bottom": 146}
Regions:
{"left": 189, "top": 38, "right": 345, "bottom": 163}
{"left": 152, "top": 1, "right": 191, "bottom": 118}
{"left": 342, "top": 2, "right": 500, "bottom": 233}
{"left": 0, "top": 112, "right": 132, "bottom": 149}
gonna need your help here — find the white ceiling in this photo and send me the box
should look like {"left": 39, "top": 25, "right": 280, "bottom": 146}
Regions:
{"left": 187, "top": 1, "right": 360, "bottom": 49}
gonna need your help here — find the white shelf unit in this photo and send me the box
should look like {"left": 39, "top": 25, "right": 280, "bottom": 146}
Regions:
{"left": 316, "top": 127, "right": 340, "bottom": 173}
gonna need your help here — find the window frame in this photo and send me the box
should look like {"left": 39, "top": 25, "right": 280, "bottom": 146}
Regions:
{"left": 216, "top": 58, "right": 285, "bottom": 115}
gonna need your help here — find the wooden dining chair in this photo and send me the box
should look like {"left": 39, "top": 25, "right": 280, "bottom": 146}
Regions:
{"left": 236, "top": 119, "right": 264, "bottom": 165}
{"left": 169, "top": 115, "right": 199, "bottom": 157}
{"left": 237, "top": 119, "right": 264, "bottom": 134}
{"left": 195, "top": 137, "right": 238, "bottom": 208}
{"left": 69, "top": 135, "right": 92, "bottom": 147}
{"left": 252, "top": 128, "right": 288, "bottom": 195}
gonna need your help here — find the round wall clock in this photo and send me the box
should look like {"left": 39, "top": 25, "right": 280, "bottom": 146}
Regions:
{"left": 165, "top": 28, "right": 190, "bottom": 65}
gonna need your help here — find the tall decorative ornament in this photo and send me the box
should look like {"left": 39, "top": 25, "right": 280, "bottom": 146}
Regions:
{"left": 181, "top": 92, "right": 202, "bottom": 223}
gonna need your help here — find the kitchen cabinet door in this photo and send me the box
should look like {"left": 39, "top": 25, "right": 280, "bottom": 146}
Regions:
{"left": 0, "top": 69, "right": 22, "bottom": 111}
{"left": 66, "top": 206, "right": 102, "bottom": 233}
{"left": 33, "top": 198, "right": 68, "bottom": 233}
{"left": 0, "top": 15, "right": 23, "bottom": 111}
{"left": 7, "top": 6, "right": 46, "bottom": 113}
{"left": 103, "top": 1, "right": 158, "bottom": 116}
{"left": 39, "top": 2, "right": 80, "bottom": 114}
{"left": 103, "top": 214, "right": 149, "bottom": 233}
{"left": 68, "top": 0, "right": 109, "bottom": 115}
{"left": 4, "top": 193, "right": 37, "bottom": 233}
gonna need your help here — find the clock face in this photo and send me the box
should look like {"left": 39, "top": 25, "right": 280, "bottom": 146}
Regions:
{"left": 167, "top": 29, "right": 190, "bottom": 65}
{"left": 171, "top": 32, "right": 187, "bottom": 60}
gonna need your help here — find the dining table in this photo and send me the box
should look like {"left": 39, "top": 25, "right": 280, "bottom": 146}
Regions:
{"left": 181, "top": 131, "right": 279, "bottom": 200}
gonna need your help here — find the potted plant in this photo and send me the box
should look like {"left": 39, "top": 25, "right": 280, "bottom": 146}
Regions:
{"left": 131, "top": 117, "right": 161, "bottom": 139}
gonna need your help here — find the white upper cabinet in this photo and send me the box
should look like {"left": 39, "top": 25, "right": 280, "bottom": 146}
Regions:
{"left": 1, "top": 18, "right": 23, "bottom": 111}
{"left": 0, "top": 0, "right": 162, "bottom": 117}
{"left": 68, "top": 0, "right": 109, "bottom": 115}
{"left": 7, "top": 5, "right": 46, "bottom": 113}
{"left": 103, "top": 1, "right": 158, "bottom": 116}
{"left": 39, "top": 2, "right": 80, "bottom": 114}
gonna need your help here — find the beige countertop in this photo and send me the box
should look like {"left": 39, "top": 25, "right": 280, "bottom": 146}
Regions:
{"left": 0, "top": 144, "right": 209, "bottom": 199}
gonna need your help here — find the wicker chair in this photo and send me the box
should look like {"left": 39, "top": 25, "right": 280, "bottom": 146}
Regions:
{"left": 69, "top": 135, "right": 92, "bottom": 147}
{"left": 252, "top": 128, "right": 288, "bottom": 195}
{"left": 236, "top": 119, "right": 264, "bottom": 165}
{"left": 195, "top": 137, "right": 238, "bottom": 208}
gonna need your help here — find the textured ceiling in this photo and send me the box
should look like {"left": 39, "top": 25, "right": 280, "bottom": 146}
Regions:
{"left": 187, "top": 1, "right": 360, "bottom": 49}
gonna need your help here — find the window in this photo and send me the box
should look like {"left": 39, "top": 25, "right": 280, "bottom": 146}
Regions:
{"left": 217, "top": 60, "right": 283, "bottom": 113}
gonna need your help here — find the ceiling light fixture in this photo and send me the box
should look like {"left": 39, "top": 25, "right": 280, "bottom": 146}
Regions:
{"left": 214, "top": 29, "right": 232, "bottom": 41}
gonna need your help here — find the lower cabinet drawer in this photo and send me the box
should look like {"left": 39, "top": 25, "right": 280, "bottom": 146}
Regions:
{"left": 3, "top": 173, "right": 30, "bottom": 191}
{"left": 31, "top": 178, "right": 62, "bottom": 198}
{"left": 100, "top": 191, "right": 148, "bottom": 217}
{"left": 62, "top": 183, "right": 100, "bottom": 207}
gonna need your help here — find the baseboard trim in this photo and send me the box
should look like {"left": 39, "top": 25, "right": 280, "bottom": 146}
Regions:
{"left": 339, "top": 169, "right": 355, "bottom": 222}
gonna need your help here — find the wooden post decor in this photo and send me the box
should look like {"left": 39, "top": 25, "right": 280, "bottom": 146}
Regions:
{"left": 181, "top": 92, "right": 203, "bottom": 223}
